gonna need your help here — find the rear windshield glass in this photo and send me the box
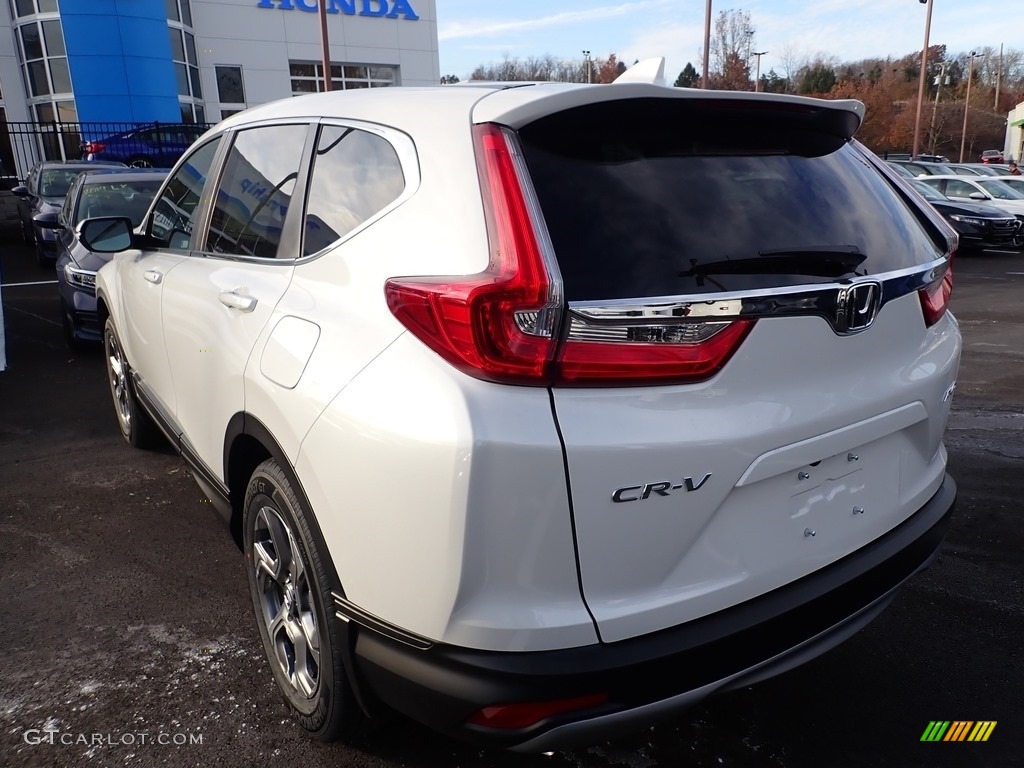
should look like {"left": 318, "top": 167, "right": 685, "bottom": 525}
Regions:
{"left": 518, "top": 98, "right": 943, "bottom": 301}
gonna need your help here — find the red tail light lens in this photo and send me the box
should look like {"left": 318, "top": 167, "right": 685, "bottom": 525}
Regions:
{"left": 385, "top": 123, "right": 754, "bottom": 387}
{"left": 385, "top": 124, "right": 560, "bottom": 385}
{"left": 467, "top": 693, "right": 609, "bottom": 730}
{"left": 83, "top": 141, "right": 105, "bottom": 154}
{"left": 918, "top": 259, "right": 953, "bottom": 327}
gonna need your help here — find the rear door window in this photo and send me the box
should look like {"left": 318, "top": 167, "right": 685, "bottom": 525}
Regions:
{"left": 204, "top": 124, "right": 308, "bottom": 259}
{"left": 517, "top": 98, "right": 943, "bottom": 301}
{"left": 301, "top": 124, "right": 405, "bottom": 256}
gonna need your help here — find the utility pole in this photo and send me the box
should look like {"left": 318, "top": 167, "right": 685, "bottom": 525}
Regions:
{"left": 702, "top": 0, "right": 712, "bottom": 88}
{"left": 911, "top": 0, "right": 934, "bottom": 161}
{"left": 960, "top": 52, "right": 985, "bottom": 162}
{"left": 995, "top": 43, "right": 1003, "bottom": 111}
{"left": 928, "top": 62, "right": 949, "bottom": 155}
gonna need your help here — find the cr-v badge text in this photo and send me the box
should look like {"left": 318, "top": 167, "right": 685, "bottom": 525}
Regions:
{"left": 612, "top": 474, "right": 712, "bottom": 503}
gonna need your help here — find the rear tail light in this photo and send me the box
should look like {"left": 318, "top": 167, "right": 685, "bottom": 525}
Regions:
{"left": 385, "top": 123, "right": 562, "bottom": 385}
{"left": 384, "top": 123, "right": 753, "bottom": 387}
{"left": 82, "top": 141, "right": 105, "bottom": 154}
{"left": 918, "top": 256, "right": 954, "bottom": 327}
{"left": 467, "top": 693, "right": 609, "bottom": 730}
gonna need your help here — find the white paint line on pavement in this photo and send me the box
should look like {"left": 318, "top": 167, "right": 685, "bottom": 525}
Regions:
{"left": 4, "top": 304, "right": 61, "bottom": 328}
{"left": 0, "top": 280, "right": 59, "bottom": 287}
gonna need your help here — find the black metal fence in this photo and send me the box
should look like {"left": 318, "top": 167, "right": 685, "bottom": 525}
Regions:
{"left": 0, "top": 121, "right": 213, "bottom": 188}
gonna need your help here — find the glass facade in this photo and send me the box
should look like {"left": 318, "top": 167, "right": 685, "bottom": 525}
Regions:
{"left": 10, "top": 4, "right": 76, "bottom": 126}
{"left": 166, "top": 0, "right": 204, "bottom": 123}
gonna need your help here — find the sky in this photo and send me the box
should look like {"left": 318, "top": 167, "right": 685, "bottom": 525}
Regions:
{"left": 436, "top": 0, "right": 1013, "bottom": 81}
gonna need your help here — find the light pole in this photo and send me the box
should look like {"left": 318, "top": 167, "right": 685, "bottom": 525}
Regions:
{"left": 582, "top": 50, "right": 591, "bottom": 84}
{"left": 752, "top": 51, "right": 767, "bottom": 92}
{"left": 702, "top": 0, "right": 712, "bottom": 88}
{"left": 911, "top": 0, "right": 934, "bottom": 160}
{"left": 960, "top": 51, "right": 985, "bottom": 162}
{"left": 927, "top": 62, "right": 950, "bottom": 155}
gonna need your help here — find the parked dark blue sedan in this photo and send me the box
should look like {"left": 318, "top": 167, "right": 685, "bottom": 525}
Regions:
{"left": 55, "top": 168, "right": 169, "bottom": 349}
{"left": 81, "top": 123, "right": 208, "bottom": 167}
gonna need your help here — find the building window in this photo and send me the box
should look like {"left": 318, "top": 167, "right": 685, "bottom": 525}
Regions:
{"left": 16, "top": 18, "right": 72, "bottom": 100}
{"left": 215, "top": 66, "right": 246, "bottom": 119}
{"left": 12, "top": 7, "right": 77, "bottom": 161}
{"left": 289, "top": 62, "right": 397, "bottom": 95}
{"left": 167, "top": 0, "right": 204, "bottom": 123}
{"left": 13, "top": 0, "right": 57, "bottom": 17}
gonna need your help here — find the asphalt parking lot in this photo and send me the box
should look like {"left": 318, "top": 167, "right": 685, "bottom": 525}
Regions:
{"left": 1, "top": 237, "right": 1021, "bottom": 768}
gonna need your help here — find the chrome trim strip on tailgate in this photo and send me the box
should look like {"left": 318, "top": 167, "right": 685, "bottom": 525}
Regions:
{"left": 567, "top": 257, "right": 950, "bottom": 337}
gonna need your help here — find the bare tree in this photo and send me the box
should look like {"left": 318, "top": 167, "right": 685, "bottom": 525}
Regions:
{"left": 777, "top": 43, "right": 806, "bottom": 94}
{"left": 710, "top": 9, "right": 756, "bottom": 89}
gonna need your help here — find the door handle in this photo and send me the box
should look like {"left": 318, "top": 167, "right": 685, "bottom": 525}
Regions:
{"left": 219, "top": 290, "right": 258, "bottom": 313}
{"left": 143, "top": 269, "right": 163, "bottom": 284}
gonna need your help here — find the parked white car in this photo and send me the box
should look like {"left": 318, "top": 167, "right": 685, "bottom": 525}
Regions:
{"left": 89, "top": 77, "right": 960, "bottom": 751}
{"left": 917, "top": 175, "right": 1024, "bottom": 218}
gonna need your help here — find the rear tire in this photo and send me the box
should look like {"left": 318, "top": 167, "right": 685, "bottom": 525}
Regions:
{"left": 126, "top": 156, "right": 153, "bottom": 168}
{"left": 103, "top": 317, "right": 162, "bottom": 449}
{"left": 244, "top": 459, "right": 362, "bottom": 741}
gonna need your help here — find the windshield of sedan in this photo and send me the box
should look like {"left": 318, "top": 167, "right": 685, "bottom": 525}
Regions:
{"left": 977, "top": 180, "right": 1024, "bottom": 200}
{"left": 75, "top": 180, "right": 164, "bottom": 227}
{"left": 40, "top": 169, "right": 80, "bottom": 198}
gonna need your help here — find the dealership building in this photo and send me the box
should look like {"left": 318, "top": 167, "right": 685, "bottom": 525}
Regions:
{"left": 0, "top": 0, "right": 438, "bottom": 175}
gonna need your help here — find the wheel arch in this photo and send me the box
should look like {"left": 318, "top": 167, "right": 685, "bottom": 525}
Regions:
{"left": 224, "top": 411, "right": 378, "bottom": 717}
{"left": 223, "top": 413, "right": 340, "bottom": 597}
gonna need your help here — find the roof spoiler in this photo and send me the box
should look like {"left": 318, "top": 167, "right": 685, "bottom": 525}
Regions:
{"left": 614, "top": 58, "right": 667, "bottom": 87}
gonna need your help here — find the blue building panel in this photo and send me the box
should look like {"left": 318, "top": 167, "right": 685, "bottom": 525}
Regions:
{"left": 61, "top": 0, "right": 179, "bottom": 123}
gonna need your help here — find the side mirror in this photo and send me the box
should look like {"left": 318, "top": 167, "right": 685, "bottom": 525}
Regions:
{"left": 34, "top": 218, "right": 64, "bottom": 230}
{"left": 968, "top": 192, "right": 988, "bottom": 201}
{"left": 11, "top": 185, "right": 29, "bottom": 198}
{"left": 78, "top": 216, "right": 133, "bottom": 253}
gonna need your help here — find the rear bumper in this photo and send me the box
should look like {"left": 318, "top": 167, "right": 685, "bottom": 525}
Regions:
{"left": 347, "top": 474, "right": 956, "bottom": 751}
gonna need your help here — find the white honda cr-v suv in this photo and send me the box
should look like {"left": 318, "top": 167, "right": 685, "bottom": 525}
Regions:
{"left": 87, "top": 66, "right": 960, "bottom": 751}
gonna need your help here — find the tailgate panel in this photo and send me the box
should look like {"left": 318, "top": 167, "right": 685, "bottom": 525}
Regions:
{"left": 551, "top": 295, "right": 959, "bottom": 643}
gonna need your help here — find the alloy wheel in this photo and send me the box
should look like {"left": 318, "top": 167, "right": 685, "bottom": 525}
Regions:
{"left": 105, "top": 330, "right": 132, "bottom": 434}
{"left": 252, "top": 505, "right": 321, "bottom": 700}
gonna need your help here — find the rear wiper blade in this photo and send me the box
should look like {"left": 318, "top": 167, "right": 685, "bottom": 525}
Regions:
{"left": 679, "top": 246, "right": 866, "bottom": 280}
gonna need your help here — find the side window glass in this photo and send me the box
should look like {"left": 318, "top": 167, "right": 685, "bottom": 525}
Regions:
{"left": 204, "top": 124, "right": 307, "bottom": 259}
{"left": 60, "top": 179, "right": 75, "bottom": 224}
{"left": 946, "top": 181, "right": 971, "bottom": 198}
{"left": 150, "top": 137, "right": 221, "bottom": 250}
{"left": 303, "top": 125, "right": 405, "bottom": 256}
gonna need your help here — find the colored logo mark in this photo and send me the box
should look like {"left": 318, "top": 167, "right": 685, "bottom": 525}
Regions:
{"left": 921, "top": 721, "right": 997, "bottom": 742}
